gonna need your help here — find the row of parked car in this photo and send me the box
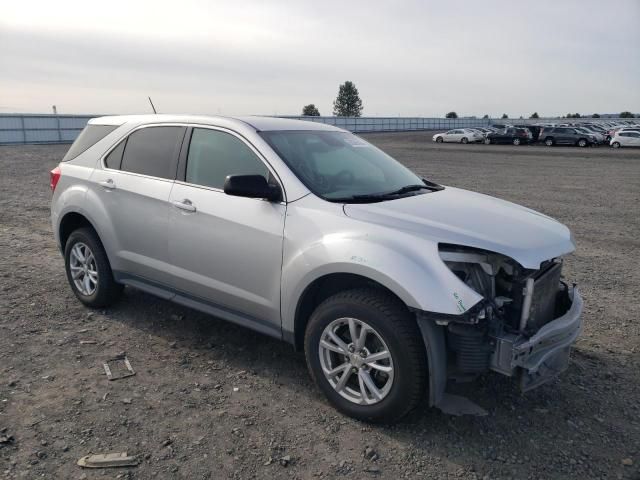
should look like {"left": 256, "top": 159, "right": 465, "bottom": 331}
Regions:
{"left": 432, "top": 121, "right": 640, "bottom": 148}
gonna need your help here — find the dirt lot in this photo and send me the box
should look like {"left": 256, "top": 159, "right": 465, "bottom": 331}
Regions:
{"left": 1, "top": 134, "right": 639, "bottom": 479}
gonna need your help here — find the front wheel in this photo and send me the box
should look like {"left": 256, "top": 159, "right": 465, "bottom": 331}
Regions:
{"left": 612, "top": 141, "right": 621, "bottom": 148}
{"left": 304, "top": 288, "right": 427, "bottom": 423}
{"left": 512, "top": 138, "right": 521, "bottom": 146}
{"left": 577, "top": 138, "right": 588, "bottom": 147}
{"left": 64, "top": 228, "right": 122, "bottom": 308}
{"left": 461, "top": 137, "right": 468, "bottom": 144}
{"left": 435, "top": 136, "right": 443, "bottom": 143}
{"left": 545, "top": 137, "right": 554, "bottom": 146}
{"left": 484, "top": 138, "right": 491, "bottom": 145}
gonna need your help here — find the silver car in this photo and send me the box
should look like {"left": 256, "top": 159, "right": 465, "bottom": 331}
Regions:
{"left": 51, "top": 115, "right": 583, "bottom": 422}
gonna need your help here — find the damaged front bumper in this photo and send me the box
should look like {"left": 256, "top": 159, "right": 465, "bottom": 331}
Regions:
{"left": 490, "top": 286, "right": 583, "bottom": 391}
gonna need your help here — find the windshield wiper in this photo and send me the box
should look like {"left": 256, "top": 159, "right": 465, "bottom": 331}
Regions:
{"left": 331, "top": 182, "right": 444, "bottom": 203}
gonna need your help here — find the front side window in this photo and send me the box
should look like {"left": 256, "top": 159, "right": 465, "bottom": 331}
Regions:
{"left": 260, "top": 130, "right": 425, "bottom": 202}
{"left": 185, "top": 128, "right": 268, "bottom": 189}
{"left": 120, "top": 126, "right": 184, "bottom": 179}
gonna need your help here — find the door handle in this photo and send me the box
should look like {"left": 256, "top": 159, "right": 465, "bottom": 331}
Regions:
{"left": 172, "top": 199, "right": 196, "bottom": 212}
{"left": 99, "top": 179, "right": 116, "bottom": 189}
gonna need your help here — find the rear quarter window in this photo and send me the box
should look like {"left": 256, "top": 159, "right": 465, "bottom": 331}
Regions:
{"left": 62, "top": 125, "right": 118, "bottom": 162}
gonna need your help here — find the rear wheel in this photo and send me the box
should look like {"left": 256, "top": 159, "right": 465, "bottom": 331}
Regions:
{"left": 461, "top": 137, "right": 468, "bottom": 144}
{"left": 64, "top": 228, "right": 122, "bottom": 308}
{"left": 612, "top": 141, "right": 621, "bottom": 148}
{"left": 304, "top": 288, "right": 427, "bottom": 423}
{"left": 512, "top": 138, "right": 521, "bottom": 146}
{"left": 484, "top": 138, "right": 491, "bottom": 145}
{"left": 435, "top": 136, "right": 443, "bottom": 143}
{"left": 544, "top": 137, "right": 554, "bottom": 146}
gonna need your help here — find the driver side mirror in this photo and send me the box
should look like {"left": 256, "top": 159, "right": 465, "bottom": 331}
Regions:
{"left": 223, "top": 175, "right": 281, "bottom": 202}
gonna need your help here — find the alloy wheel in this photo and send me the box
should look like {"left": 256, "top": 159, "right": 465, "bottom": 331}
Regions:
{"left": 318, "top": 317, "right": 394, "bottom": 405}
{"left": 69, "top": 242, "right": 98, "bottom": 295}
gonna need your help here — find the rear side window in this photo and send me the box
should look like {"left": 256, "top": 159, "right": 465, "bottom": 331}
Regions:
{"left": 185, "top": 128, "right": 268, "bottom": 189}
{"left": 104, "top": 140, "right": 126, "bottom": 170}
{"left": 121, "top": 126, "right": 185, "bottom": 179}
{"left": 62, "top": 125, "right": 118, "bottom": 162}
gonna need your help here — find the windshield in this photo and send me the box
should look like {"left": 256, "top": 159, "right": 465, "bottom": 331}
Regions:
{"left": 260, "top": 130, "right": 426, "bottom": 202}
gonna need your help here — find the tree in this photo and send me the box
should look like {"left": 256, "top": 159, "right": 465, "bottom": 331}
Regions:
{"left": 302, "top": 104, "right": 320, "bottom": 116}
{"left": 529, "top": 112, "right": 540, "bottom": 119}
{"left": 591, "top": 113, "right": 600, "bottom": 118}
{"left": 620, "top": 111, "right": 635, "bottom": 118}
{"left": 333, "top": 81, "right": 363, "bottom": 117}
{"left": 482, "top": 114, "right": 489, "bottom": 119}
{"left": 445, "top": 111, "right": 458, "bottom": 119}
{"left": 566, "top": 113, "right": 581, "bottom": 118}
{"left": 501, "top": 113, "right": 508, "bottom": 119}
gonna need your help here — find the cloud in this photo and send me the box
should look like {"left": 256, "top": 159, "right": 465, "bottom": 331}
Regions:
{"left": 1, "top": 0, "right": 638, "bottom": 116}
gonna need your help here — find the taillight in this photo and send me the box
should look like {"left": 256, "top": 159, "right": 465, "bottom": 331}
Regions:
{"left": 50, "top": 166, "right": 61, "bottom": 192}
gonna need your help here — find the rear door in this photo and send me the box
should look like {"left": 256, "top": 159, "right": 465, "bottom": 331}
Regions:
{"left": 90, "top": 125, "right": 186, "bottom": 284}
{"left": 561, "top": 128, "right": 577, "bottom": 144}
{"left": 167, "top": 126, "right": 286, "bottom": 334}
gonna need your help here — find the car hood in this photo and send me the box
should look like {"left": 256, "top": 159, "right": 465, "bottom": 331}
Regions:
{"left": 343, "top": 187, "right": 575, "bottom": 269}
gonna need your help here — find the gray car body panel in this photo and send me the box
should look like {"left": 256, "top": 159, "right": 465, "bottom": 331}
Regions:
{"left": 52, "top": 114, "right": 577, "bottom": 348}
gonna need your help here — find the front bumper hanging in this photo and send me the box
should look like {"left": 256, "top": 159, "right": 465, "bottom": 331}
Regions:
{"left": 490, "top": 286, "right": 583, "bottom": 391}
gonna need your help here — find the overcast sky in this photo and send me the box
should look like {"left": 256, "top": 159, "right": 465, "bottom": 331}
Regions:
{"left": 1, "top": 0, "right": 638, "bottom": 117}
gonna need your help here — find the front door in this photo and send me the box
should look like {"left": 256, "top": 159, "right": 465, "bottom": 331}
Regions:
{"left": 167, "top": 127, "right": 286, "bottom": 334}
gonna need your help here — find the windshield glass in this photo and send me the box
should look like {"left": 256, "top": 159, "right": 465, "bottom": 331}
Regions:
{"left": 260, "top": 130, "right": 425, "bottom": 201}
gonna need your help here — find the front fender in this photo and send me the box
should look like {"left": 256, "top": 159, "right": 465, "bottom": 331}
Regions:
{"left": 280, "top": 228, "right": 483, "bottom": 335}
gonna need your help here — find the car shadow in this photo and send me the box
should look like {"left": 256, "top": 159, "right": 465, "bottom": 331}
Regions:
{"left": 105, "top": 286, "right": 620, "bottom": 477}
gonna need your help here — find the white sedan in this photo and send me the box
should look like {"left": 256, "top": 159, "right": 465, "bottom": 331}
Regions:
{"left": 610, "top": 131, "right": 640, "bottom": 148}
{"left": 432, "top": 129, "right": 484, "bottom": 144}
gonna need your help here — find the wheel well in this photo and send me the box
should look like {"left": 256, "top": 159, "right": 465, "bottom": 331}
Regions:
{"left": 293, "top": 273, "right": 408, "bottom": 351}
{"left": 59, "top": 212, "right": 95, "bottom": 250}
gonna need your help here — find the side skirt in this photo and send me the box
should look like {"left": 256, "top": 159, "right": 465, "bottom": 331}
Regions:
{"left": 113, "top": 271, "right": 283, "bottom": 340}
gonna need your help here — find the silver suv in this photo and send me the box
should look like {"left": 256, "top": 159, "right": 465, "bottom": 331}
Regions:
{"left": 51, "top": 115, "right": 583, "bottom": 422}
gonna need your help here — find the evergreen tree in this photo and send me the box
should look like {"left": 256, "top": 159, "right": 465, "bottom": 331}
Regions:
{"left": 333, "top": 81, "right": 363, "bottom": 117}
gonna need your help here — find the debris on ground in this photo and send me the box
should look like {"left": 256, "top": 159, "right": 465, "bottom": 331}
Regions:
{"left": 364, "top": 446, "right": 379, "bottom": 461}
{"left": 77, "top": 452, "right": 138, "bottom": 468}
{"left": 103, "top": 353, "right": 136, "bottom": 381}
{"left": 0, "top": 429, "right": 15, "bottom": 447}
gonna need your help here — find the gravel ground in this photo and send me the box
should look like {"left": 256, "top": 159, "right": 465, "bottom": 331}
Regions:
{"left": 1, "top": 135, "right": 639, "bottom": 479}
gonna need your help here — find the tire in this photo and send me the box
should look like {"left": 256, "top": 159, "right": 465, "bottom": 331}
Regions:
{"left": 578, "top": 138, "right": 587, "bottom": 148}
{"left": 64, "top": 227, "right": 122, "bottom": 308}
{"left": 435, "top": 136, "right": 443, "bottom": 143}
{"left": 512, "top": 138, "right": 521, "bottom": 146}
{"left": 304, "top": 288, "right": 427, "bottom": 423}
{"left": 461, "top": 137, "right": 468, "bottom": 144}
{"left": 484, "top": 138, "right": 491, "bottom": 145}
{"left": 544, "top": 137, "right": 554, "bottom": 146}
{"left": 612, "top": 141, "right": 621, "bottom": 148}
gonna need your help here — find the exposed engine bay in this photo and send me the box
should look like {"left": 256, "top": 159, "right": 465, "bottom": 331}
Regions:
{"left": 437, "top": 244, "right": 579, "bottom": 390}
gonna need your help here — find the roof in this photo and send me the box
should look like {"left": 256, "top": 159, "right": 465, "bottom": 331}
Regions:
{"left": 89, "top": 114, "right": 342, "bottom": 132}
